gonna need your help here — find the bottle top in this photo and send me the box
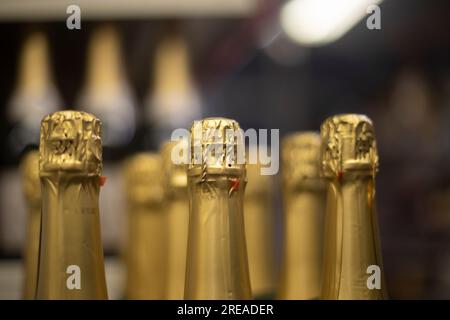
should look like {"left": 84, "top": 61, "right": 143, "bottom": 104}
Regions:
{"left": 39, "top": 111, "right": 102, "bottom": 176}
{"left": 188, "top": 117, "right": 246, "bottom": 178}
{"left": 282, "top": 132, "right": 323, "bottom": 190}
{"left": 320, "top": 114, "right": 379, "bottom": 178}
{"left": 20, "top": 150, "right": 41, "bottom": 207}
{"left": 160, "top": 140, "right": 188, "bottom": 192}
{"left": 123, "top": 153, "right": 164, "bottom": 207}
{"left": 245, "top": 162, "right": 272, "bottom": 198}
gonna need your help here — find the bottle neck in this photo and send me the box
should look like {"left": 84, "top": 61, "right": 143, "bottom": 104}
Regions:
{"left": 279, "top": 186, "right": 325, "bottom": 300}
{"left": 185, "top": 175, "right": 252, "bottom": 300}
{"left": 166, "top": 193, "right": 189, "bottom": 300}
{"left": 86, "top": 27, "right": 123, "bottom": 93}
{"left": 23, "top": 205, "right": 41, "bottom": 299}
{"left": 37, "top": 175, "right": 108, "bottom": 299}
{"left": 244, "top": 192, "right": 275, "bottom": 299}
{"left": 125, "top": 203, "right": 165, "bottom": 299}
{"left": 18, "top": 33, "right": 52, "bottom": 94}
{"left": 321, "top": 174, "right": 386, "bottom": 299}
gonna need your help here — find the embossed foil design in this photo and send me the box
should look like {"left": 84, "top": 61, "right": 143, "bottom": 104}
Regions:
{"left": 320, "top": 114, "right": 378, "bottom": 178}
{"left": 320, "top": 114, "right": 386, "bottom": 300}
{"left": 188, "top": 118, "right": 246, "bottom": 179}
{"left": 39, "top": 111, "right": 102, "bottom": 176}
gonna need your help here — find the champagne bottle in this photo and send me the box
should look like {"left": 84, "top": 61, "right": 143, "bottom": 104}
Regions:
{"left": 244, "top": 161, "right": 275, "bottom": 299}
{"left": 36, "top": 111, "right": 108, "bottom": 299}
{"left": 278, "top": 132, "right": 325, "bottom": 300}
{"left": 7, "top": 31, "right": 61, "bottom": 157}
{"left": 161, "top": 141, "right": 189, "bottom": 300}
{"left": 20, "top": 150, "right": 41, "bottom": 299}
{"left": 184, "top": 118, "right": 252, "bottom": 299}
{"left": 123, "top": 153, "right": 165, "bottom": 299}
{"left": 145, "top": 32, "right": 201, "bottom": 146}
{"left": 78, "top": 24, "right": 136, "bottom": 149}
{"left": 320, "top": 114, "right": 387, "bottom": 300}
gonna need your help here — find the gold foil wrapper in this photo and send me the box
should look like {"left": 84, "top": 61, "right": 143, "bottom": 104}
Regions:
{"left": 160, "top": 141, "right": 189, "bottom": 299}
{"left": 282, "top": 132, "right": 323, "bottom": 190}
{"left": 36, "top": 110, "right": 107, "bottom": 299}
{"left": 20, "top": 151, "right": 41, "bottom": 299}
{"left": 188, "top": 117, "right": 245, "bottom": 179}
{"left": 21, "top": 150, "right": 41, "bottom": 207}
{"left": 244, "top": 161, "right": 275, "bottom": 298}
{"left": 185, "top": 118, "right": 251, "bottom": 299}
{"left": 123, "top": 153, "right": 166, "bottom": 299}
{"left": 320, "top": 114, "right": 386, "bottom": 300}
{"left": 279, "top": 132, "right": 325, "bottom": 300}
{"left": 320, "top": 114, "right": 378, "bottom": 178}
{"left": 161, "top": 140, "right": 188, "bottom": 194}
{"left": 123, "top": 153, "right": 164, "bottom": 207}
{"left": 39, "top": 110, "right": 102, "bottom": 176}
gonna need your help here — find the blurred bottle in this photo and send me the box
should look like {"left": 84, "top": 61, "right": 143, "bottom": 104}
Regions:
{"left": 36, "top": 111, "right": 108, "bottom": 299}
{"left": 144, "top": 32, "right": 201, "bottom": 146}
{"left": 123, "top": 153, "right": 165, "bottom": 299}
{"left": 20, "top": 150, "right": 41, "bottom": 299}
{"left": 278, "top": 132, "right": 325, "bottom": 300}
{"left": 244, "top": 160, "right": 275, "bottom": 299}
{"left": 160, "top": 141, "right": 189, "bottom": 300}
{"left": 320, "top": 114, "right": 386, "bottom": 300}
{"left": 7, "top": 31, "right": 61, "bottom": 157}
{"left": 78, "top": 24, "right": 136, "bottom": 151}
{"left": 184, "top": 118, "right": 251, "bottom": 299}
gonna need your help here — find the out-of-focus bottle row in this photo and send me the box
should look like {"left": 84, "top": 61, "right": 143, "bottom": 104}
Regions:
{"left": 5, "top": 24, "right": 200, "bottom": 160}
{"left": 15, "top": 109, "right": 386, "bottom": 300}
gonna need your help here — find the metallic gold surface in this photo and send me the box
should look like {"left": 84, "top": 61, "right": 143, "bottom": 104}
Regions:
{"left": 244, "top": 160, "right": 275, "bottom": 298}
{"left": 161, "top": 141, "right": 189, "bottom": 300}
{"left": 20, "top": 151, "right": 41, "bottom": 300}
{"left": 39, "top": 111, "right": 102, "bottom": 176}
{"left": 123, "top": 153, "right": 165, "bottom": 300}
{"left": 278, "top": 132, "right": 325, "bottom": 300}
{"left": 319, "top": 114, "right": 386, "bottom": 300}
{"left": 36, "top": 111, "right": 108, "bottom": 299}
{"left": 188, "top": 118, "right": 246, "bottom": 177}
{"left": 185, "top": 118, "right": 251, "bottom": 300}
